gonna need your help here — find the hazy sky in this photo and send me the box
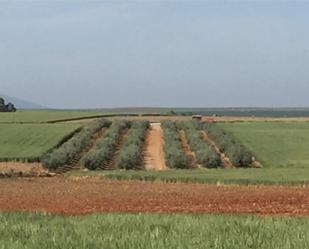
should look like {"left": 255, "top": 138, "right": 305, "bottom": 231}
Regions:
{"left": 0, "top": 1, "right": 309, "bottom": 109}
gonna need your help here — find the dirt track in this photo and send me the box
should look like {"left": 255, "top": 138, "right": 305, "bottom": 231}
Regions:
{"left": 0, "top": 177, "right": 309, "bottom": 216}
{"left": 144, "top": 123, "right": 166, "bottom": 170}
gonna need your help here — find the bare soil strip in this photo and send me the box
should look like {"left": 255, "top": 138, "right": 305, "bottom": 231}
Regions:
{"left": 179, "top": 130, "right": 197, "bottom": 168}
{"left": 201, "top": 131, "right": 233, "bottom": 169}
{"left": 101, "top": 129, "right": 129, "bottom": 170}
{"left": 0, "top": 177, "right": 309, "bottom": 216}
{"left": 144, "top": 123, "right": 167, "bottom": 171}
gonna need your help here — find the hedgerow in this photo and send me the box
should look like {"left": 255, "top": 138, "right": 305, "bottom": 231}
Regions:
{"left": 202, "top": 122, "right": 253, "bottom": 167}
{"left": 176, "top": 121, "right": 221, "bottom": 168}
{"left": 116, "top": 121, "right": 149, "bottom": 170}
{"left": 162, "top": 121, "right": 188, "bottom": 169}
{"left": 41, "top": 119, "right": 111, "bottom": 170}
{"left": 81, "top": 120, "right": 130, "bottom": 170}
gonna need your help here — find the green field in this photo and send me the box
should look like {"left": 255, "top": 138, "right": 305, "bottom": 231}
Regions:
{"left": 0, "top": 110, "right": 105, "bottom": 123}
{"left": 0, "top": 212, "right": 308, "bottom": 249}
{"left": 219, "top": 122, "right": 309, "bottom": 168}
{"left": 0, "top": 124, "right": 81, "bottom": 161}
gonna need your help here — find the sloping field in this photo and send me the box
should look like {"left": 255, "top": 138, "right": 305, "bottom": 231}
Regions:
{"left": 0, "top": 124, "right": 81, "bottom": 161}
{"left": 219, "top": 122, "right": 309, "bottom": 168}
{"left": 0, "top": 110, "right": 105, "bottom": 123}
{"left": 1, "top": 212, "right": 309, "bottom": 249}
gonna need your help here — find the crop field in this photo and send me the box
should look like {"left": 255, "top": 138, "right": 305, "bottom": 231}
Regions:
{"left": 2, "top": 115, "right": 309, "bottom": 248}
{"left": 1, "top": 212, "right": 309, "bottom": 249}
{"left": 219, "top": 122, "right": 309, "bottom": 168}
{"left": 0, "top": 123, "right": 81, "bottom": 162}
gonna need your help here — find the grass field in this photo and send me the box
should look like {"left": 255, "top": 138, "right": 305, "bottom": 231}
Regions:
{"left": 219, "top": 122, "right": 309, "bottom": 168}
{"left": 0, "top": 212, "right": 308, "bottom": 249}
{"left": 0, "top": 124, "right": 81, "bottom": 161}
{"left": 0, "top": 110, "right": 105, "bottom": 123}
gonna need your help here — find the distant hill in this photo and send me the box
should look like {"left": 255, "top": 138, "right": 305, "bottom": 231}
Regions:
{"left": 0, "top": 94, "right": 45, "bottom": 109}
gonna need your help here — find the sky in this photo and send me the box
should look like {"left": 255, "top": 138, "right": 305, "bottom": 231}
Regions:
{"left": 0, "top": 1, "right": 309, "bottom": 109}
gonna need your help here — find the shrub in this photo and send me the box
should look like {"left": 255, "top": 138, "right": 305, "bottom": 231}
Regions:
{"left": 81, "top": 120, "right": 130, "bottom": 170}
{"left": 41, "top": 119, "right": 111, "bottom": 170}
{"left": 177, "top": 121, "right": 221, "bottom": 168}
{"left": 116, "top": 121, "right": 149, "bottom": 170}
{"left": 202, "top": 122, "right": 253, "bottom": 167}
{"left": 162, "top": 121, "right": 188, "bottom": 169}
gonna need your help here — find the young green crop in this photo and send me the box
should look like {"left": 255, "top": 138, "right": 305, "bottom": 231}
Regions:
{"left": 0, "top": 123, "right": 81, "bottom": 162}
{"left": 1, "top": 212, "right": 309, "bottom": 249}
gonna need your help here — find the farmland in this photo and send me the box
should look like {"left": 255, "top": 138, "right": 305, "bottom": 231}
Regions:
{"left": 1, "top": 212, "right": 309, "bottom": 249}
{"left": 219, "top": 122, "right": 309, "bottom": 168}
{"left": 0, "top": 123, "right": 81, "bottom": 162}
{"left": 2, "top": 113, "right": 309, "bottom": 248}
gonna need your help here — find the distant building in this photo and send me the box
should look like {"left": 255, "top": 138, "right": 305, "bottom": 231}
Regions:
{"left": 192, "top": 115, "right": 202, "bottom": 121}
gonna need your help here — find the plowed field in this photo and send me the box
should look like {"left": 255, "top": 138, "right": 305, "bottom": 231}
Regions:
{"left": 0, "top": 177, "right": 308, "bottom": 216}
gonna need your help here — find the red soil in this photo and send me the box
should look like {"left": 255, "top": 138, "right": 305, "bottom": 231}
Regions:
{"left": 0, "top": 177, "right": 309, "bottom": 216}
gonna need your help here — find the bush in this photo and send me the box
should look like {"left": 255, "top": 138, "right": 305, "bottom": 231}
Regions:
{"left": 116, "top": 121, "right": 149, "bottom": 170}
{"left": 162, "top": 121, "right": 188, "bottom": 169}
{"left": 177, "top": 121, "right": 221, "bottom": 168}
{"left": 202, "top": 122, "right": 253, "bottom": 167}
{"left": 81, "top": 120, "right": 130, "bottom": 170}
{"left": 41, "top": 119, "right": 111, "bottom": 170}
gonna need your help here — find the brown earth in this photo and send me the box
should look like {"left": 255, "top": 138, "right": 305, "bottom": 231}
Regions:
{"left": 144, "top": 123, "right": 167, "bottom": 170}
{"left": 0, "top": 177, "right": 309, "bottom": 216}
{"left": 201, "top": 131, "right": 233, "bottom": 168}
{"left": 0, "top": 162, "right": 48, "bottom": 174}
{"left": 179, "top": 130, "right": 197, "bottom": 168}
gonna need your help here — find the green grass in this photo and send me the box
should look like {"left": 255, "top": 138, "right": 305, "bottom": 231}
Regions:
{"left": 0, "top": 110, "right": 105, "bottom": 123}
{"left": 0, "top": 212, "right": 308, "bottom": 249}
{"left": 0, "top": 123, "right": 81, "bottom": 161}
{"left": 219, "top": 121, "right": 309, "bottom": 168}
{"left": 68, "top": 168, "right": 309, "bottom": 185}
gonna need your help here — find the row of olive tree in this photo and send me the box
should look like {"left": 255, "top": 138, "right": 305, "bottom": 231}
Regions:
{"left": 81, "top": 120, "right": 130, "bottom": 170}
{"left": 41, "top": 119, "right": 111, "bottom": 170}
{"left": 115, "top": 121, "right": 149, "bottom": 170}
{"left": 176, "top": 121, "right": 221, "bottom": 168}
{"left": 202, "top": 123, "right": 253, "bottom": 167}
{"left": 162, "top": 121, "right": 188, "bottom": 169}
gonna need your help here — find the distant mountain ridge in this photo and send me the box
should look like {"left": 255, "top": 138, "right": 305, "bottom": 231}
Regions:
{"left": 0, "top": 94, "right": 45, "bottom": 109}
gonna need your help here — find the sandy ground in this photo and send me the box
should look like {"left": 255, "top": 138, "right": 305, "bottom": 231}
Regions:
{"left": 0, "top": 177, "right": 309, "bottom": 216}
{"left": 0, "top": 162, "right": 48, "bottom": 173}
{"left": 144, "top": 123, "right": 166, "bottom": 170}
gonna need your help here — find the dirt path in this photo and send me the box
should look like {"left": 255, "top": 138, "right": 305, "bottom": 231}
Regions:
{"left": 0, "top": 177, "right": 309, "bottom": 216}
{"left": 0, "top": 162, "right": 47, "bottom": 174}
{"left": 179, "top": 130, "right": 197, "bottom": 168}
{"left": 201, "top": 131, "right": 233, "bottom": 168}
{"left": 144, "top": 123, "right": 167, "bottom": 170}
